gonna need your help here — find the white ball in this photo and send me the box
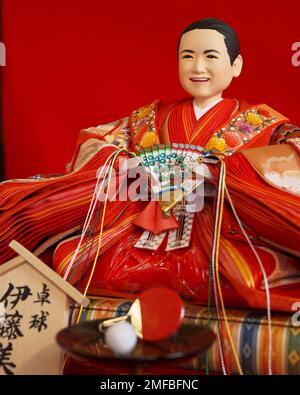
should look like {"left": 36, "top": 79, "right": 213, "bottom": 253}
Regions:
{"left": 104, "top": 321, "right": 138, "bottom": 355}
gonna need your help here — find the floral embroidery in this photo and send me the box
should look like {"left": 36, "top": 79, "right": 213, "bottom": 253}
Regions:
{"left": 131, "top": 101, "right": 159, "bottom": 151}
{"left": 245, "top": 112, "right": 263, "bottom": 126}
{"left": 82, "top": 119, "right": 121, "bottom": 137}
{"left": 103, "top": 117, "right": 131, "bottom": 149}
{"left": 139, "top": 131, "right": 158, "bottom": 148}
{"left": 137, "top": 107, "right": 152, "bottom": 120}
{"left": 224, "top": 131, "right": 242, "bottom": 147}
{"left": 257, "top": 108, "right": 270, "bottom": 117}
{"left": 104, "top": 135, "right": 115, "bottom": 144}
{"left": 213, "top": 106, "right": 279, "bottom": 155}
{"left": 80, "top": 118, "right": 131, "bottom": 150}
{"left": 239, "top": 123, "right": 253, "bottom": 134}
{"left": 205, "top": 137, "right": 226, "bottom": 152}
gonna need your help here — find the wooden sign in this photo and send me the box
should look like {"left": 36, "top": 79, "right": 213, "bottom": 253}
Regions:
{"left": 0, "top": 240, "right": 89, "bottom": 375}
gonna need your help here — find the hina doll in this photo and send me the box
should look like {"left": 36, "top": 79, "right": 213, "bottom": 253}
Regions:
{"left": 1, "top": 18, "right": 300, "bottom": 314}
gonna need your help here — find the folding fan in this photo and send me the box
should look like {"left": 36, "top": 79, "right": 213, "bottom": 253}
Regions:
{"left": 137, "top": 143, "right": 216, "bottom": 213}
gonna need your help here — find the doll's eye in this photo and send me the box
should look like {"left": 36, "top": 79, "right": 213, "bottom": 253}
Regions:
{"left": 182, "top": 55, "right": 193, "bottom": 59}
{"left": 207, "top": 55, "right": 217, "bottom": 59}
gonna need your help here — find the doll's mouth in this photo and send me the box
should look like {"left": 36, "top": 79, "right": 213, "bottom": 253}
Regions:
{"left": 190, "top": 77, "right": 210, "bottom": 83}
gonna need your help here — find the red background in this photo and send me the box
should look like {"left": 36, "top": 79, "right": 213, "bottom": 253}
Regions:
{"left": 1, "top": 0, "right": 300, "bottom": 179}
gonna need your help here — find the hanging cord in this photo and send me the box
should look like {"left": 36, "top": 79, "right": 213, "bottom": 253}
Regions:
{"left": 69, "top": 207, "right": 101, "bottom": 328}
{"left": 213, "top": 160, "right": 244, "bottom": 375}
{"left": 68, "top": 206, "right": 101, "bottom": 285}
{"left": 63, "top": 150, "right": 119, "bottom": 281}
{"left": 62, "top": 150, "right": 125, "bottom": 374}
{"left": 67, "top": 208, "right": 100, "bottom": 324}
{"left": 63, "top": 151, "right": 116, "bottom": 280}
{"left": 69, "top": 153, "right": 139, "bottom": 288}
{"left": 76, "top": 149, "right": 125, "bottom": 323}
{"left": 205, "top": 235, "right": 213, "bottom": 375}
{"left": 225, "top": 185, "right": 272, "bottom": 375}
{"left": 209, "top": 159, "right": 228, "bottom": 375}
{"left": 68, "top": 152, "right": 139, "bottom": 287}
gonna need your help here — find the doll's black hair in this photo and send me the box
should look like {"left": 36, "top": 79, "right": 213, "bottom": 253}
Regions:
{"left": 178, "top": 18, "right": 240, "bottom": 65}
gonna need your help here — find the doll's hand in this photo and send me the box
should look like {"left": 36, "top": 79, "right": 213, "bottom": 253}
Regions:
{"left": 190, "top": 162, "right": 215, "bottom": 180}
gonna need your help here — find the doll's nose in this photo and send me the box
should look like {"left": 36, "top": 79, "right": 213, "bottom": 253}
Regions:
{"left": 192, "top": 57, "right": 207, "bottom": 73}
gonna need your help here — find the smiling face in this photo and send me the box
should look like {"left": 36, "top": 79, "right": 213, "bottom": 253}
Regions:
{"left": 178, "top": 29, "right": 243, "bottom": 108}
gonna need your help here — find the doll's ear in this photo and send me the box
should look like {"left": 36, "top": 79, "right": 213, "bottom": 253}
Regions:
{"left": 232, "top": 54, "right": 243, "bottom": 78}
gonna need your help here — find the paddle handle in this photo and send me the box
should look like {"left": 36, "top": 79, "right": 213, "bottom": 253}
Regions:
{"left": 98, "top": 314, "right": 129, "bottom": 331}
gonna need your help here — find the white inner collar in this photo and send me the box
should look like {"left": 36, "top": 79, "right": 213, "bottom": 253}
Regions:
{"left": 193, "top": 97, "right": 223, "bottom": 121}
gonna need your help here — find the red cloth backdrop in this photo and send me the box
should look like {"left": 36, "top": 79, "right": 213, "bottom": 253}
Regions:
{"left": 1, "top": 0, "right": 300, "bottom": 178}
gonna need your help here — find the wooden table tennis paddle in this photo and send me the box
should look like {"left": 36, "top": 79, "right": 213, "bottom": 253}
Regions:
{"left": 99, "top": 287, "right": 185, "bottom": 342}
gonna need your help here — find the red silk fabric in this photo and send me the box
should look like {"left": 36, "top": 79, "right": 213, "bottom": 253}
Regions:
{"left": 1, "top": 98, "right": 300, "bottom": 313}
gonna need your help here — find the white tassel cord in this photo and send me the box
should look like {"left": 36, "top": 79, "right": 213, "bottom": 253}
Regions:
{"left": 225, "top": 185, "right": 273, "bottom": 375}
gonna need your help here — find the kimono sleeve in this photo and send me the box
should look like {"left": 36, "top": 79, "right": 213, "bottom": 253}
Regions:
{"left": 270, "top": 123, "right": 300, "bottom": 155}
{"left": 68, "top": 116, "right": 131, "bottom": 172}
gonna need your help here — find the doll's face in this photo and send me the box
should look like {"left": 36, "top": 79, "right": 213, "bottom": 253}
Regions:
{"left": 178, "top": 29, "right": 243, "bottom": 105}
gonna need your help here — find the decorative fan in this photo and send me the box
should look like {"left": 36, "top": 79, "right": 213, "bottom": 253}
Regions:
{"left": 136, "top": 143, "right": 217, "bottom": 214}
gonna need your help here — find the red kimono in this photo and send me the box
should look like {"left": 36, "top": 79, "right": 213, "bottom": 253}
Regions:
{"left": 1, "top": 97, "right": 300, "bottom": 313}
